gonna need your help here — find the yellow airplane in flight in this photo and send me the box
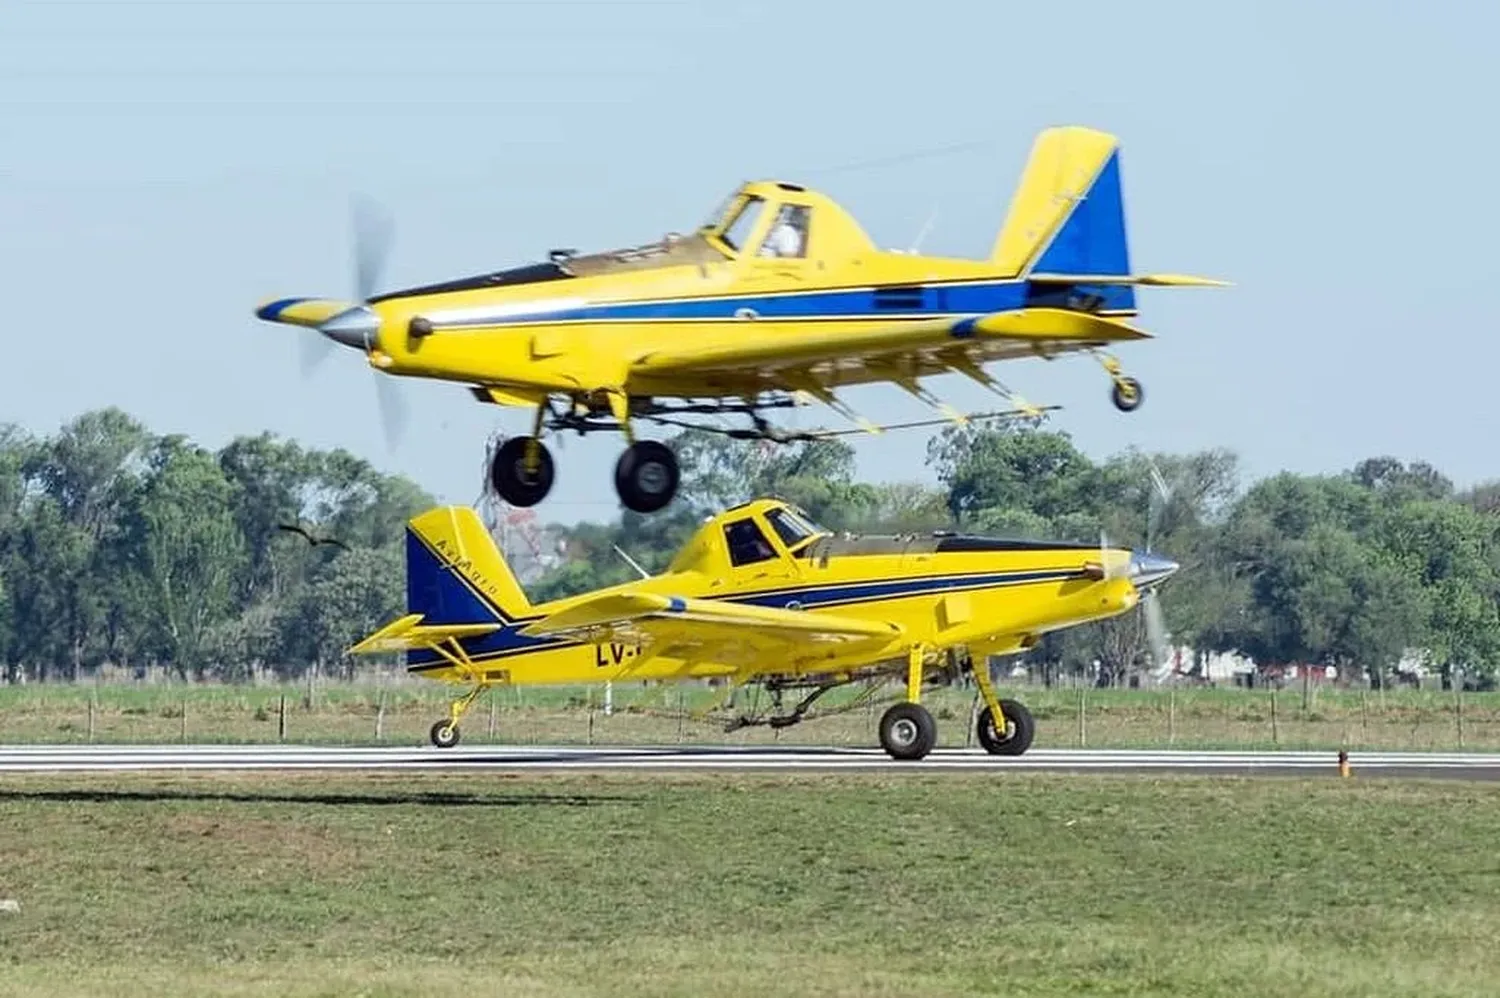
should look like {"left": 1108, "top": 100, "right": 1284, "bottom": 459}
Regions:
{"left": 258, "top": 125, "right": 1225, "bottom": 514}
{"left": 349, "top": 497, "right": 1179, "bottom": 760}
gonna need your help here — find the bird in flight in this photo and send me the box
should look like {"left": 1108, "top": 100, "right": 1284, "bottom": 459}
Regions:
{"left": 276, "top": 522, "right": 349, "bottom": 551}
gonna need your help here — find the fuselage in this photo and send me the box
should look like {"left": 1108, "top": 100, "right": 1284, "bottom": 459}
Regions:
{"left": 408, "top": 499, "right": 1143, "bottom": 686}
{"left": 351, "top": 181, "right": 1139, "bottom": 402}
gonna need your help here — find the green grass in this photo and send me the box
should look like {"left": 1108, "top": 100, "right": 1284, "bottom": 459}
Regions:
{"left": 1, "top": 771, "right": 1498, "bottom": 996}
{"left": 2, "top": 680, "right": 1497, "bottom": 751}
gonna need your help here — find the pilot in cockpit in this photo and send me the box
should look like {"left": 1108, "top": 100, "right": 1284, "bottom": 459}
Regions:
{"left": 759, "top": 204, "right": 809, "bottom": 259}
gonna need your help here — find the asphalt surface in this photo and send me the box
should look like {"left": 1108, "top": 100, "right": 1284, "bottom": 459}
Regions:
{"left": 2, "top": 744, "right": 1499, "bottom": 778}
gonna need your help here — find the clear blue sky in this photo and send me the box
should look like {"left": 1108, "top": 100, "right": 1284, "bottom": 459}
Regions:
{"left": 3, "top": 0, "right": 1496, "bottom": 525}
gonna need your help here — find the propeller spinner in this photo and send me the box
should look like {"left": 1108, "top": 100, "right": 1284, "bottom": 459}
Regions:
{"left": 270, "top": 194, "right": 409, "bottom": 451}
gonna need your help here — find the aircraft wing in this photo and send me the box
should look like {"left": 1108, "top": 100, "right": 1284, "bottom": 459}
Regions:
{"left": 348, "top": 613, "right": 502, "bottom": 655}
{"left": 519, "top": 592, "right": 899, "bottom": 665}
{"left": 626, "top": 307, "right": 1149, "bottom": 395}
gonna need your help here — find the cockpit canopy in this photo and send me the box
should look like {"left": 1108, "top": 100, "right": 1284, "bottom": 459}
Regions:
{"left": 667, "top": 499, "right": 831, "bottom": 576}
{"left": 369, "top": 180, "right": 873, "bottom": 304}
{"left": 698, "top": 183, "right": 815, "bottom": 261}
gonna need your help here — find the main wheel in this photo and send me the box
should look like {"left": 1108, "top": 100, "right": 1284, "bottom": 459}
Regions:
{"left": 489, "top": 436, "right": 554, "bottom": 507}
{"left": 614, "top": 440, "right": 680, "bottom": 514}
{"left": 879, "top": 702, "right": 938, "bottom": 761}
{"left": 1111, "top": 377, "right": 1144, "bottom": 412}
{"left": 976, "top": 698, "right": 1035, "bottom": 756}
{"left": 430, "top": 720, "right": 461, "bottom": 749}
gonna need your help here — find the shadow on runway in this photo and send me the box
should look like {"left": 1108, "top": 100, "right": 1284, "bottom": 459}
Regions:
{"left": 0, "top": 787, "right": 643, "bottom": 808}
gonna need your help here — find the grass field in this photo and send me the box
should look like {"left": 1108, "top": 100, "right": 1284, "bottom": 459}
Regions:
{"left": 1, "top": 770, "right": 1498, "bottom": 996}
{"left": 2, "top": 679, "right": 1497, "bottom": 751}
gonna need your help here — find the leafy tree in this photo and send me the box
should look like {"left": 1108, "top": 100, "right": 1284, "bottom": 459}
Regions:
{"left": 278, "top": 546, "right": 404, "bottom": 679}
{"left": 125, "top": 436, "right": 246, "bottom": 679}
{"left": 928, "top": 423, "right": 1101, "bottom": 526}
{"left": 218, "top": 433, "right": 312, "bottom": 602}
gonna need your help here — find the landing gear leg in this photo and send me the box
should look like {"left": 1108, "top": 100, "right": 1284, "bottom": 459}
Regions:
{"left": 489, "top": 404, "right": 555, "bottom": 506}
{"left": 1094, "top": 351, "right": 1144, "bottom": 412}
{"left": 878, "top": 646, "right": 937, "bottom": 760}
{"left": 607, "top": 391, "right": 680, "bottom": 514}
{"left": 430, "top": 681, "right": 487, "bottom": 749}
{"left": 971, "top": 656, "right": 1035, "bottom": 756}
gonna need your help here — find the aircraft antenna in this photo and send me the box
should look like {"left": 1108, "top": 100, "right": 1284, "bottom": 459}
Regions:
{"left": 613, "top": 545, "right": 650, "bottom": 579}
{"left": 907, "top": 206, "right": 939, "bottom": 254}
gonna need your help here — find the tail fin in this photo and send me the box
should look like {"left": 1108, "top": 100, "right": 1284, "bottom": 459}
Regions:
{"left": 404, "top": 505, "right": 532, "bottom": 626}
{"left": 990, "top": 126, "right": 1228, "bottom": 291}
{"left": 348, "top": 506, "right": 533, "bottom": 668}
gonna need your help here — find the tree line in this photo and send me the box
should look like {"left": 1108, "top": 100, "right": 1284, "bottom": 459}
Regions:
{"left": 536, "top": 423, "right": 1500, "bottom": 689}
{"left": 2, "top": 408, "right": 1498, "bottom": 686}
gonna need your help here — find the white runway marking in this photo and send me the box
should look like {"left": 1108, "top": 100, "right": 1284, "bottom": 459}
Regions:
{"left": 2, "top": 744, "right": 1499, "bottom": 777}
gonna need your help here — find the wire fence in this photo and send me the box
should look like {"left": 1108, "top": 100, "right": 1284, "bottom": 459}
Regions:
{"left": 2, "top": 678, "right": 1496, "bottom": 751}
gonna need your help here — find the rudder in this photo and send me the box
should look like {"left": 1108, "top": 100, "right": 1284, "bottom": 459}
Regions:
{"left": 406, "top": 505, "right": 532, "bottom": 626}
{"left": 989, "top": 126, "right": 1131, "bottom": 281}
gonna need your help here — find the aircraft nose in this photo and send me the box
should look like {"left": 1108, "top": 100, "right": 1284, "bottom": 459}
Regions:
{"left": 318, "top": 305, "right": 381, "bottom": 351}
{"left": 1129, "top": 551, "right": 1179, "bottom": 590}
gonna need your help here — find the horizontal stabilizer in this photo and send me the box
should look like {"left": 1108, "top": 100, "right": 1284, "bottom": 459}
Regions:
{"left": 348, "top": 613, "right": 502, "bottom": 655}
{"left": 1028, "top": 273, "right": 1231, "bottom": 287}
{"left": 949, "top": 307, "right": 1152, "bottom": 343}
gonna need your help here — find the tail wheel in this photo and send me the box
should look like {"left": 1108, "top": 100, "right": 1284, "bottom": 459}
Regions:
{"left": 879, "top": 702, "right": 937, "bottom": 761}
{"left": 430, "top": 721, "right": 461, "bottom": 749}
{"left": 490, "top": 436, "right": 554, "bottom": 507}
{"left": 614, "top": 440, "right": 680, "bottom": 514}
{"left": 1111, "top": 377, "right": 1144, "bottom": 413}
{"left": 976, "top": 698, "right": 1035, "bottom": 756}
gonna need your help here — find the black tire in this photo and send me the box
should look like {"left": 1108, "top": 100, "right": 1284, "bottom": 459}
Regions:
{"left": 430, "top": 720, "right": 461, "bottom": 749}
{"left": 489, "top": 436, "right": 554, "bottom": 507}
{"left": 1111, "top": 377, "right": 1144, "bottom": 413}
{"left": 614, "top": 440, "right": 680, "bottom": 514}
{"left": 879, "top": 702, "right": 938, "bottom": 761}
{"left": 976, "top": 698, "right": 1035, "bottom": 756}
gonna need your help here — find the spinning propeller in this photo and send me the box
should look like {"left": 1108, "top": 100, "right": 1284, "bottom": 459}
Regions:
{"left": 294, "top": 194, "right": 409, "bottom": 452}
{"left": 1137, "top": 457, "right": 1178, "bottom": 672}
{"left": 1093, "top": 456, "right": 1179, "bottom": 676}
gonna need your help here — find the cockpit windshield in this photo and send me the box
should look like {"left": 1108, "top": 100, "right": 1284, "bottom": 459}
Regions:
{"left": 765, "top": 505, "right": 828, "bottom": 551}
{"left": 701, "top": 191, "right": 742, "bottom": 231}
{"left": 717, "top": 196, "right": 766, "bottom": 252}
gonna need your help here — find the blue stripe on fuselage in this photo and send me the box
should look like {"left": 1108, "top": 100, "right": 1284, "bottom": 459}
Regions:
{"left": 404, "top": 565, "right": 1084, "bottom": 670}
{"left": 426, "top": 278, "right": 1135, "bottom": 328}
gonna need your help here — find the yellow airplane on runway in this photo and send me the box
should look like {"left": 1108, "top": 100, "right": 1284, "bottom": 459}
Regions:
{"left": 257, "top": 125, "right": 1225, "bottom": 515}
{"left": 349, "top": 497, "right": 1179, "bottom": 760}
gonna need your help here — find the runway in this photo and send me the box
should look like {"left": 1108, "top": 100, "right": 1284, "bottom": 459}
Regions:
{"left": 4, "top": 744, "right": 1500, "bottom": 778}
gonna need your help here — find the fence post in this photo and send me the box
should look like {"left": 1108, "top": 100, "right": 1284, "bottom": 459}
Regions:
{"left": 1359, "top": 688, "right": 1369, "bottom": 744}
{"left": 1455, "top": 680, "right": 1464, "bottom": 749}
{"left": 1270, "top": 687, "right": 1279, "bottom": 746}
{"left": 488, "top": 696, "right": 498, "bottom": 741}
{"left": 375, "top": 689, "right": 386, "bottom": 742}
{"left": 278, "top": 694, "right": 287, "bottom": 742}
{"left": 1077, "top": 686, "right": 1087, "bottom": 747}
{"left": 88, "top": 694, "right": 96, "bottom": 744}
